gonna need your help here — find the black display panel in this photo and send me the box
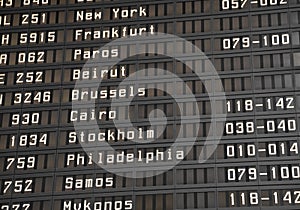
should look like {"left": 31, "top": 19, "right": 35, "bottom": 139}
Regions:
{"left": 1, "top": 0, "right": 300, "bottom": 209}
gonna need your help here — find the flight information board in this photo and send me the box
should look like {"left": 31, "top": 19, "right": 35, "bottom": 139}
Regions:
{"left": 0, "top": 0, "right": 300, "bottom": 210}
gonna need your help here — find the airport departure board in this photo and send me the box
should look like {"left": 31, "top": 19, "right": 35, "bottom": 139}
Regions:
{"left": 1, "top": 0, "right": 300, "bottom": 210}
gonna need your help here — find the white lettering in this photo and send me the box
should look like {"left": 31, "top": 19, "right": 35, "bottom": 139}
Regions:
{"left": 112, "top": 6, "right": 147, "bottom": 18}
{"left": 72, "top": 66, "right": 126, "bottom": 80}
{"left": 64, "top": 177, "right": 113, "bottom": 189}
{"left": 70, "top": 109, "right": 116, "bottom": 121}
{"left": 0, "top": 73, "right": 5, "bottom": 84}
{"left": 74, "top": 25, "right": 154, "bottom": 41}
{"left": 73, "top": 49, "right": 118, "bottom": 60}
{"left": 1, "top": 34, "right": 9, "bottom": 45}
{"left": 0, "top": 54, "right": 7, "bottom": 64}
{"left": 76, "top": 11, "right": 102, "bottom": 21}
{"left": 71, "top": 86, "right": 145, "bottom": 100}
{"left": 68, "top": 128, "right": 154, "bottom": 143}
{"left": 0, "top": 0, "right": 12, "bottom": 7}
{"left": 63, "top": 200, "right": 132, "bottom": 210}
{"left": 0, "top": 15, "right": 10, "bottom": 26}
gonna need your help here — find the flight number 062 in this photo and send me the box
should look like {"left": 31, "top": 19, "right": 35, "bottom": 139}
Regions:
{"left": 18, "top": 52, "right": 44, "bottom": 63}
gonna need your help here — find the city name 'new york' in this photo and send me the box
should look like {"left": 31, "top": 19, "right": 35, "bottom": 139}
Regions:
{"left": 76, "top": 6, "right": 147, "bottom": 21}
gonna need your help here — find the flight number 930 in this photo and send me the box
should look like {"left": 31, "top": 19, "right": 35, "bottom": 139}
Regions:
{"left": 11, "top": 113, "right": 40, "bottom": 125}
